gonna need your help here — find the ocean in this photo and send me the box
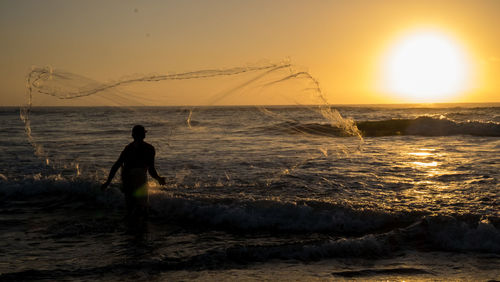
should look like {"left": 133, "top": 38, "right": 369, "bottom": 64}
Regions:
{"left": 1, "top": 105, "right": 499, "bottom": 280}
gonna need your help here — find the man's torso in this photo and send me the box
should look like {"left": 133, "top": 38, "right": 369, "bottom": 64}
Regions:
{"left": 120, "top": 141, "right": 155, "bottom": 192}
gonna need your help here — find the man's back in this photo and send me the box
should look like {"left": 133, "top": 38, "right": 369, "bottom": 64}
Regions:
{"left": 121, "top": 141, "right": 155, "bottom": 170}
{"left": 120, "top": 141, "right": 155, "bottom": 192}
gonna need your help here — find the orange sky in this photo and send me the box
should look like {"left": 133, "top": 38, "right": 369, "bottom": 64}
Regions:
{"left": 1, "top": 0, "right": 499, "bottom": 106}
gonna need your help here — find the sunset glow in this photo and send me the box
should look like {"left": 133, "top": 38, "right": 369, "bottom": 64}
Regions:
{"left": 1, "top": 1, "right": 499, "bottom": 105}
{"left": 1, "top": 2, "right": 499, "bottom": 280}
{"left": 382, "top": 30, "right": 473, "bottom": 103}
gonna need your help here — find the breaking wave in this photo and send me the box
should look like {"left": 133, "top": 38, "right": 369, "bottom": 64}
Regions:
{"left": 2, "top": 177, "right": 498, "bottom": 255}
{"left": 269, "top": 116, "right": 500, "bottom": 137}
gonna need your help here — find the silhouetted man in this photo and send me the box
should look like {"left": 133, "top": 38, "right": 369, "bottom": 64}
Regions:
{"left": 101, "top": 125, "right": 166, "bottom": 221}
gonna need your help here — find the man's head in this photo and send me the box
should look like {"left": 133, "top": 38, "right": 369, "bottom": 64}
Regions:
{"left": 132, "top": 125, "right": 147, "bottom": 141}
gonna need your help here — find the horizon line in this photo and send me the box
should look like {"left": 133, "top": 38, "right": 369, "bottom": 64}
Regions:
{"left": 2, "top": 102, "right": 500, "bottom": 108}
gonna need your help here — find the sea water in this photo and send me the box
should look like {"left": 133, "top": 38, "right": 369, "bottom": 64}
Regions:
{"left": 1, "top": 105, "right": 499, "bottom": 280}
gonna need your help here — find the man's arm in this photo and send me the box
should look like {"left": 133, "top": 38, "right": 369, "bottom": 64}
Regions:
{"left": 101, "top": 151, "right": 125, "bottom": 190}
{"left": 148, "top": 164, "right": 166, "bottom": 185}
{"left": 148, "top": 147, "right": 166, "bottom": 185}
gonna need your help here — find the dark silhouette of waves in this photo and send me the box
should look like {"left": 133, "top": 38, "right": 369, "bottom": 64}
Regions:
{"left": 2, "top": 177, "right": 499, "bottom": 254}
{"left": 269, "top": 116, "right": 500, "bottom": 137}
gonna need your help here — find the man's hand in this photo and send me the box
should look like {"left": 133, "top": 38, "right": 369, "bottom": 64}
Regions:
{"left": 158, "top": 177, "right": 166, "bottom": 186}
{"left": 101, "top": 181, "right": 110, "bottom": 191}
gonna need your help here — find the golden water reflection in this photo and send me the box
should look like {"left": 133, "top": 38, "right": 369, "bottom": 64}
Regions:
{"left": 411, "top": 161, "right": 438, "bottom": 167}
{"left": 408, "top": 149, "right": 439, "bottom": 169}
{"left": 407, "top": 152, "right": 433, "bottom": 157}
{"left": 405, "top": 148, "right": 451, "bottom": 178}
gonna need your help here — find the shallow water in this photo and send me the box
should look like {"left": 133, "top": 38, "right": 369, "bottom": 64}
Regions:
{"left": 1, "top": 105, "right": 499, "bottom": 280}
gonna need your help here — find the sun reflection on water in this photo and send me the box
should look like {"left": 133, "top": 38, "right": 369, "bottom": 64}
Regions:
{"left": 407, "top": 148, "right": 440, "bottom": 169}
{"left": 411, "top": 161, "right": 438, "bottom": 167}
{"left": 403, "top": 147, "right": 453, "bottom": 181}
{"left": 407, "top": 152, "right": 433, "bottom": 157}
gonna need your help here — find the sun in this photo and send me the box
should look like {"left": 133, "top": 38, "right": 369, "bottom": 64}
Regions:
{"left": 381, "top": 30, "right": 473, "bottom": 103}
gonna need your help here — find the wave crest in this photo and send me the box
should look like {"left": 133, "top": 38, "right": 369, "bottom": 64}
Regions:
{"left": 3, "top": 178, "right": 498, "bottom": 255}
{"left": 268, "top": 116, "right": 500, "bottom": 137}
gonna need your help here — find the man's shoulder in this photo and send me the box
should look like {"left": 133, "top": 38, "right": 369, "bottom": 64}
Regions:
{"left": 123, "top": 142, "right": 134, "bottom": 150}
{"left": 123, "top": 141, "right": 155, "bottom": 153}
{"left": 142, "top": 141, "right": 156, "bottom": 152}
